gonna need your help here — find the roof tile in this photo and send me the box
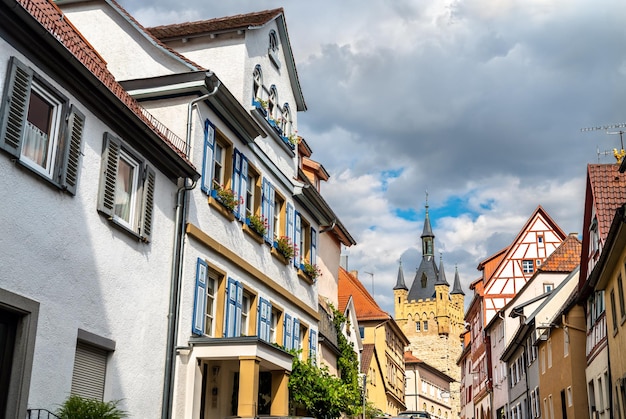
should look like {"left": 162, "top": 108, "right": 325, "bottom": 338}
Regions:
{"left": 338, "top": 267, "right": 390, "bottom": 321}
{"left": 538, "top": 234, "right": 581, "bottom": 272}
{"left": 588, "top": 164, "right": 626, "bottom": 239}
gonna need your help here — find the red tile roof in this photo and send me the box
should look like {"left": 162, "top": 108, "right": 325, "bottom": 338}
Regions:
{"left": 588, "top": 164, "right": 626, "bottom": 239}
{"left": 148, "top": 8, "right": 284, "bottom": 39}
{"left": 361, "top": 343, "right": 375, "bottom": 373}
{"left": 17, "top": 0, "right": 194, "bottom": 164}
{"left": 338, "top": 267, "right": 390, "bottom": 321}
{"left": 538, "top": 233, "right": 581, "bottom": 273}
{"left": 404, "top": 351, "right": 421, "bottom": 364}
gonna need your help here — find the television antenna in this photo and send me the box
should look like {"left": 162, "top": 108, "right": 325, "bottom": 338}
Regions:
{"left": 581, "top": 123, "right": 626, "bottom": 162}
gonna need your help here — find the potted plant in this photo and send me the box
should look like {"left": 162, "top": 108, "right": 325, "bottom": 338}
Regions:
{"left": 301, "top": 261, "right": 321, "bottom": 280}
{"left": 247, "top": 213, "right": 268, "bottom": 236}
{"left": 275, "top": 236, "right": 296, "bottom": 260}
{"left": 213, "top": 186, "right": 239, "bottom": 212}
{"left": 57, "top": 395, "right": 127, "bottom": 419}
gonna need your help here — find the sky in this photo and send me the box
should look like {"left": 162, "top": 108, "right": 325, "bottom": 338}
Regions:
{"left": 126, "top": 0, "right": 626, "bottom": 314}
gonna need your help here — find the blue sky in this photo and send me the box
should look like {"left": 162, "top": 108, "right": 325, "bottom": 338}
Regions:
{"left": 127, "top": 0, "right": 626, "bottom": 313}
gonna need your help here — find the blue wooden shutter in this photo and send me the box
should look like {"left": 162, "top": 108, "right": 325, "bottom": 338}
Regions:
{"left": 192, "top": 258, "right": 208, "bottom": 335}
{"left": 284, "top": 314, "right": 292, "bottom": 350}
{"left": 225, "top": 278, "right": 238, "bottom": 337}
{"left": 293, "top": 318, "right": 301, "bottom": 351}
{"left": 311, "top": 228, "right": 317, "bottom": 265}
{"left": 294, "top": 212, "right": 302, "bottom": 268}
{"left": 269, "top": 184, "right": 276, "bottom": 240}
{"left": 235, "top": 281, "right": 243, "bottom": 337}
{"left": 258, "top": 298, "right": 271, "bottom": 341}
{"left": 309, "top": 330, "right": 317, "bottom": 364}
{"left": 232, "top": 149, "right": 242, "bottom": 218}
{"left": 239, "top": 156, "right": 248, "bottom": 221}
{"left": 201, "top": 120, "right": 215, "bottom": 193}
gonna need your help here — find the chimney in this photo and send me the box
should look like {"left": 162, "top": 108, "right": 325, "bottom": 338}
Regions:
{"left": 350, "top": 270, "right": 359, "bottom": 279}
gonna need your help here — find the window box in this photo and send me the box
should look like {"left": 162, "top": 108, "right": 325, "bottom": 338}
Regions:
{"left": 300, "top": 262, "right": 321, "bottom": 281}
{"left": 274, "top": 236, "right": 296, "bottom": 260}
{"left": 253, "top": 100, "right": 267, "bottom": 117}
{"left": 297, "top": 268, "right": 316, "bottom": 285}
{"left": 208, "top": 190, "right": 236, "bottom": 222}
{"left": 271, "top": 246, "right": 289, "bottom": 265}
{"left": 281, "top": 136, "right": 296, "bottom": 150}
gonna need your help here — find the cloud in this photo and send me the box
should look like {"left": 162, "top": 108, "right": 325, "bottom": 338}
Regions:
{"left": 121, "top": 0, "right": 626, "bottom": 314}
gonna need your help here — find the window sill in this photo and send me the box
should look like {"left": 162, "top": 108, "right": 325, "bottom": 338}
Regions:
{"left": 98, "top": 211, "right": 147, "bottom": 243}
{"left": 270, "top": 247, "right": 290, "bottom": 265}
{"left": 243, "top": 223, "right": 265, "bottom": 244}
{"left": 297, "top": 269, "right": 316, "bottom": 285}
{"left": 208, "top": 196, "right": 236, "bottom": 222}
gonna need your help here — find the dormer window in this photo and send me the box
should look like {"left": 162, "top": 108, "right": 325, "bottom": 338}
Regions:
{"left": 268, "top": 86, "right": 278, "bottom": 120}
{"left": 590, "top": 216, "right": 599, "bottom": 254}
{"left": 281, "top": 104, "right": 292, "bottom": 137}
{"left": 421, "top": 273, "right": 427, "bottom": 288}
{"left": 268, "top": 30, "right": 281, "bottom": 69}
{"left": 252, "top": 65, "right": 263, "bottom": 105}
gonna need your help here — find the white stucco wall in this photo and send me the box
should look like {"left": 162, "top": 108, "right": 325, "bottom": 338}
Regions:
{"left": 0, "top": 42, "right": 181, "bottom": 417}
{"left": 59, "top": 1, "right": 194, "bottom": 80}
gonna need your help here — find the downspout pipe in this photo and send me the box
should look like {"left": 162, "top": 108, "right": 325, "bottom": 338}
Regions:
{"left": 162, "top": 79, "right": 219, "bottom": 419}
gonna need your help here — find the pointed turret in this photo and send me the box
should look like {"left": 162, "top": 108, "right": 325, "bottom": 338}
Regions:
{"left": 394, "top": 260, "right": 408, "bottom": 290}
{"left": 422, "top": 199, "right": 435, "bottom": 259}
{"left": 435, "top": 254, "right": 449, "bottom": 286}
{"left": 451, "top": 266, "right": 465, "bottom": 295}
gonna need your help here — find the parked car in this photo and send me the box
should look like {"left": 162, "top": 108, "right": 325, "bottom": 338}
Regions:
{"left": 397, "top": 411, "right": 431, "bottom": 419}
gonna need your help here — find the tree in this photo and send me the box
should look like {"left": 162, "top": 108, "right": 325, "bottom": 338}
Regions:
{"left": 288, "top": 305, "right": 363, "bottom": 418}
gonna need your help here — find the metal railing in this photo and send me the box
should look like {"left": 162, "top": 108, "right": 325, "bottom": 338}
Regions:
{"left": 27, "top": 409, "right": 60, "bottom": 419}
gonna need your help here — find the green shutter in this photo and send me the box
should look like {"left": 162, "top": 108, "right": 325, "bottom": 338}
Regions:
{"left": 60, "top": 105, "right": 85, "bottom": 195}
{"left": 97, "top": 133, "right": 121, "bottom": 218}
{"left": 0, "top": 56, "right": 33, "bottom": 157}
{"left": 140, "top": 165, "right": 156, "bottom": 242}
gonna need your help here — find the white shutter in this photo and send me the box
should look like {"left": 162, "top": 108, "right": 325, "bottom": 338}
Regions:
{"left": 71, "top": 342, "right": 107, "bottom": 401}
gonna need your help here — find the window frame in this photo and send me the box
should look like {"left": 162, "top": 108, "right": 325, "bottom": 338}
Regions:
{"left": 0, "top": 56, "right": 85, "bottom": 194}
{"left": 522, "top": 259, "right": 535, "bottom": 274}
{"left": 201, "top": 119, "right": 233, "bottom": 195}
{"left": 97, "top": 132, "right": 155, "bottom": 242}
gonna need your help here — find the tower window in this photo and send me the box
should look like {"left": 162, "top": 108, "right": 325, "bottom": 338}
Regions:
{"left": 421, "top": 273, "right": 427, "bottom": 288}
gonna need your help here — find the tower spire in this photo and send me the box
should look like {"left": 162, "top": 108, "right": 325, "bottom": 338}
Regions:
{"left": 421, "top": 193, "right": 434, "bottom": 258}
{"left": 451, "top": 265, "right": 465, "bottom": 295}
{"left": 436, "top": 253, "right": 449, "bottom": 285}
{"left": 394, "top": 258, "right": 408, "bottom": 290}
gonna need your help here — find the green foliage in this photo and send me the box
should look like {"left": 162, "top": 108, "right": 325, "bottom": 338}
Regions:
{"left": 57, "top": 395, "right": 127, "bottom": 419}
{"left": 287, "top": 305, "right": 363, "bottom": 419}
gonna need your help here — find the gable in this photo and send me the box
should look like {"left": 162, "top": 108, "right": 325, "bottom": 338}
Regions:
{"left": 58, "top": 0, "right": 199, "bottom": 80}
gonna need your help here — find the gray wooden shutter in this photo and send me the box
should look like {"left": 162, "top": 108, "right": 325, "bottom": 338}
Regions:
{"left": 0, "top": 56, "right": 33, "bottom": 158}
{"left": 70, "top": 342, "right": 107, "bottom": 401}
{"left": 97, "top": 133, "right": 121, "bottom": 218}
{"left": 60, "top": 105, "right": 85, "bottom": 195}
{"left": 140, "top": 165, "right": 155, "bottom": 242}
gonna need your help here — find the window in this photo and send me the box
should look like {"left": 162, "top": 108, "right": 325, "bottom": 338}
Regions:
{"left": 283, "top": 314, "right": 300, "bottom": 351}
{"left": 268, "top": 86, "right": 278, "bottom": 121}
{"left": 423, "top": 321, "right": 428, "bottom": 331}
{"left": 618, "top": 273, "right": 625, "bottom": 320}
{"left": 523, "top": 259, "right": 534, "bottom": 274}
{"left": 97, "top": 133, "right": 155, "bottom": 241}
{"left": 544, "top": 283, "right": 554, "bottom": 293}
{"left": 359, "top": 326, "right": 365, "bottom": 339}
{"left": 0, "top": 57, "right": 85, "bottom": 194}
{"left": 567, "top": 386, "right": 573, "bottom": 407}
{"left": 611, "top": 289, "right": 618, "bottom": 333}
{"left": 231, "top": 148, "right": 249, "bottom": 221}
{"left": 268, "top": 30, "right": 281, "bottom": 69}
{"left": 245, "top": 165, "right": 260, "bottom": 220}
{"left": 192, "top": 258, "right": 223, "bottom": 337}
{"left": 547, "top": 338, "right": 552, "bottom": 368}
{"left": 252, "top": 65, "right": 263, "bottom": 103}
{"left": 591, "top": 216, "right": 599, "bottom": 253}
{"left": 258, "top": 298, "right": 272, "bottom": 342}
{"left": 225, "top": 278, "right": 244, "bottom": 337}
{"left": 70, "top": 330, "right": 115, "bottom": 401}
{"left": 200, "top": 119, "right": 233, "bottom": 198}
{"left": 416, "top": 321, "right": 421, "bottom": 332}
{"left": 538, "top": 234, "right": 544, "bottom": 244}
{"left": 282, "top": 104, "right": 292, "bottom": 137}
{"left": 240, "top": 291, "right": 251, "bottom": 336}
{"left": 309, "top": 330, "right": 317, "bottom": 364}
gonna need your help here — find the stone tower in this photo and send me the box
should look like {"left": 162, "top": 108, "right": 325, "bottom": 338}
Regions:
{"left": 393, "top": 201, "right": 465, "bottom": 415}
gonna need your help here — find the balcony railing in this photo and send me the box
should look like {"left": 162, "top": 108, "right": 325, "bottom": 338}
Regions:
{"left": 586, "top": 312, "right": 606, "bottom": 357}
{"left": 27, "top": 409, "right": 60, "bottom": 419}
